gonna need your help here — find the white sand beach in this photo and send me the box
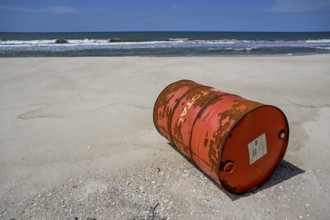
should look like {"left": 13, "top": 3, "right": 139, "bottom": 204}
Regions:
{"left": 1, "top": 55, "right": 330, "bottom": 219}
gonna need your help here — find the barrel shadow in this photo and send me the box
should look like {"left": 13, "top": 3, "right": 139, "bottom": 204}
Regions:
{"left": 167, "top": 142, "right": 305, "bottom": 201}
{"left": 250, "top": 160, "right": 305, "bottom": 194}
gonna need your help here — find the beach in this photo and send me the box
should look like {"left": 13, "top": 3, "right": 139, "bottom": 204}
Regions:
{"left": 0, "top": 55, "right": 330, "bottom": 219}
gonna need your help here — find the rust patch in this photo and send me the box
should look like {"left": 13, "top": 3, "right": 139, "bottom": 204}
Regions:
{"left": 153, "top": 80, "right": 195, "bottom": 125}
{"left": 204, "top": 131, "right": 209, "bottom": 147}
{"left": 206, "top": 97, "right": 263, "bottom": 177}
{"left": 153, "top": 80, "right": 200, "bottom": 143}
{"left": 173, "top": 118, "right": 183, "bottom": 141}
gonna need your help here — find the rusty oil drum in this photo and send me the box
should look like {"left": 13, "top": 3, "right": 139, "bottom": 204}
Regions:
{"left": 153, "top": 80, "right": 289, "bottom": 194}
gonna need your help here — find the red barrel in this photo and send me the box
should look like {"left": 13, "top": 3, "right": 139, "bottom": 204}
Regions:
{"left": 153, "top": 80, "right": 289, "bottom": 194}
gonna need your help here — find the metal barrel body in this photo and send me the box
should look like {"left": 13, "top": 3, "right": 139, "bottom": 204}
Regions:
{"left": 153, "top": 80, "right": 289, "bottom": 194}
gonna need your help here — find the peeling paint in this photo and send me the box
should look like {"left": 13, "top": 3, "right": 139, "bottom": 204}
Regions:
{"left": 153, "top": 80, "right": 289, "bottom": 194}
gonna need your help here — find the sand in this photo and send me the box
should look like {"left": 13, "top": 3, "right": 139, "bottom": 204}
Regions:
{"left": 0, "top": 55, "right": 330, "bottom": 219}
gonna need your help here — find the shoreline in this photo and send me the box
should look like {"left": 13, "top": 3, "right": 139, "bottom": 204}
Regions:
{"left": 1, "top": 55, "right": 330, "bottom": 219}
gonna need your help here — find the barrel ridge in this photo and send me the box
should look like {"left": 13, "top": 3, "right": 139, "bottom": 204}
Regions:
{"left": 153, "top": 80, "right": 194, "bottom": 136}
{"left": 167, "top": 84, "right": 205, "bottom": 144}
{"left": 188, "top": 92, "right": 230, "bottom": 163}
{"left": 169, "top": 84, "right": 214, "bottom": 160}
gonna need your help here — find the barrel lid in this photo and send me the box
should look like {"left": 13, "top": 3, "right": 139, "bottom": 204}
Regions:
{"left": 219, "top": 105, "right": 289, "bottom": 194}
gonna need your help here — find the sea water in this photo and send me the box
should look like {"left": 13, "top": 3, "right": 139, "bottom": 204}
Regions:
{"left": 0, "top": 32, "right": 329, "bottom": 57}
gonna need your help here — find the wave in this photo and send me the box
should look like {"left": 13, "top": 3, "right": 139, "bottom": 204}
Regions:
{"left": 0, "top": 39, "right": 55, "bottom": 45}
{"left": 0, "top": 38, "right": 186, "bottom": 46}
{"left": 305, "top": 39, "right": 330, "bottom": 43}
{"left": 0, "top": 38, "right": 274, "bottom": 46}
{"left": 208, "top": 47, "right": 253, "bottom": 51}
{"left": 313, "top": 46, "right": 330, "bottom": 50}
{"left": 109, "top": 37, "right": 190, "bottom": 43}
{"left": 208, "top": 46, "right": 330, "bottom": 53}
{"left": 2, "top": 38, "right": 330, "bottom": 47}
{"left": 0, "top": 39, "right": 110, "bottom": 46}
{"left": 167, "top": 38, "right": 189, "bottom": 42}
{"left": 108, "top": 37, "right": 190, "bottom": 43}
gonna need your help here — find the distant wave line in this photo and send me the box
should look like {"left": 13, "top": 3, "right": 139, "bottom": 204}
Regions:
{"left": 1, "top": 38, "right": 330, "bottom": 45}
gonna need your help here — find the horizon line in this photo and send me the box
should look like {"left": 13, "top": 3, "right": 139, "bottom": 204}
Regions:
{"left": 1, "top": 30, "right": 330, "bottom": 33}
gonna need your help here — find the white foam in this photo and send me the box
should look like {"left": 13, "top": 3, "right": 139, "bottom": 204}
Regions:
{"left": 0, "top": 40, "right": 54, "bottom": 46}
{"left": 203, "top": 39, "right": 237, "bottom": 44}
{"left": 168, "top": 38, "right": 189, "bottom": 42}
{"left": 68, "top": 39, "right": 110, "bottom": 45}
{"left": 207, "top": 47, "right": 253, "bottom": 51}
{"left": 305, "top": 39, "right": 330, "bottom": 43}
{"left": 314, "top": 47, "right": 330, "bottom": 50}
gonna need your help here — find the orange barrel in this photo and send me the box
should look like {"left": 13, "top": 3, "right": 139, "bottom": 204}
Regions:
{"left": 153, "top": 80, "right": 289, "bottom": 194}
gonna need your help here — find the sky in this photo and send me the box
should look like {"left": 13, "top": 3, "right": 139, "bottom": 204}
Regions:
{"left": 0, "top": 0, "right": 330, "bottom": 32}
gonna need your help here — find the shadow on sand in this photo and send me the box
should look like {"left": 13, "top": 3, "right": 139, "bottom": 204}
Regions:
{"left": 167, "top": 142, "right": 305, "bottom": 201}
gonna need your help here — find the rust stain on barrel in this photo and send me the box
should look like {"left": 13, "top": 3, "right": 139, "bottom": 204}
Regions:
{"left": 153, "top": 80, "right": 289, "bottom": 194}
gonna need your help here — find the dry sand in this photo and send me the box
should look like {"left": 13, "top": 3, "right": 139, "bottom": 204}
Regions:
{"left": 0, "top": 55, "right": 330, "bottom": 219}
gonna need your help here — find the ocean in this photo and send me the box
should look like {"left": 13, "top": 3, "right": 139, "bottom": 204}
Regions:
{"left": 0, "top": 32, "right": 330, "bottom": 57}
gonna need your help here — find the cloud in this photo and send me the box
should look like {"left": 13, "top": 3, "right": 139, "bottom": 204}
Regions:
{"left": 265, "top": 0, "right": 330, "bottom": 12}
{"left": 0, "top": 5, "right": 78, "bottom": 14}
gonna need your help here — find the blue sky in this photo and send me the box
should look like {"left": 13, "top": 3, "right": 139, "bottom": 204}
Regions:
{"left": 0, "top": 0, "right": 329, "bottom": 32}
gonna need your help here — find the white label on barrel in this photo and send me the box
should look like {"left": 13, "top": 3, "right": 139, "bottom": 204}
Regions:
{"left": 248, "top": 133, "right": 267, "bottom": 164}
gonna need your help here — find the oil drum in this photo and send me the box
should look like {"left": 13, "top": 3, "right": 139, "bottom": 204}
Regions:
{"left": 153, "top": 80, "right": 289, "bottom": 194}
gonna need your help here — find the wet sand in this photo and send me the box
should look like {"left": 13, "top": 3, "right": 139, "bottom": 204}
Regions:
{"left": 0, "top": 55, "right": 330, "bottom": 219}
